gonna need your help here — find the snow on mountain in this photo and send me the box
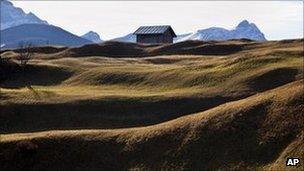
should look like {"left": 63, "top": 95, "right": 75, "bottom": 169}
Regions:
{"left": 1, "top": 1, "right": 94, "bottom": 49}
{"left": 231, "top": 20, "right": 266, "bottom": 41}
{"left": 173, "top": 33, "right": 192, "bottom": 42}
{"left": 1, "top": 0, "right": 48, "bottom": 30}
{"left": 81, "top": 31, "right": 103, "bottom": 43}
{"left": 111, "top": 33, "right": 136, "bottom": 42}
{"left": 176, "top": 20, "right": 266, "bottom": 42}
{"left": 112, "top": 20, "right": 266, "bottom": 43}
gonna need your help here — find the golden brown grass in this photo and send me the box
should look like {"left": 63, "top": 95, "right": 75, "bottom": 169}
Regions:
{"left": 0, "top": 80, "right": 303, "bottom": 170}
{"left": 0, "top": 39, "right": 303, "bottom": 170}
{"left": 1, "top": 40, "right": 303, "bottom": 131}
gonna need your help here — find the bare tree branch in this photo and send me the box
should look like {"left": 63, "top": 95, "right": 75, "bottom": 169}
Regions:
{"left": 16, "top": 42, "right": 33, "bottom": 67}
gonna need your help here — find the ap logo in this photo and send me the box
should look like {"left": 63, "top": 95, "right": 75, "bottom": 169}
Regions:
{"left": 286, "top": 158, "right": 300, "bottom": 166}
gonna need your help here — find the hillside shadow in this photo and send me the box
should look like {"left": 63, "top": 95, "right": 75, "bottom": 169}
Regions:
{"left": 0, "top": 95, "right": 235, "bottom": 133}
{"left": 0, "top": 64, "right": 73, "bottom": 88}
{"left": 247, "top": 68, "right": 299, "bottom": 92}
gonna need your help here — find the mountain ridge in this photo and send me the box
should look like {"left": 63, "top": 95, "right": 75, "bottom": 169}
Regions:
{"left": 1, "top": 24, "right": 93, "bottom": 49}
{"left": 81, "top": 31, "right": 103, "bottom": 43}
{"left": 177, "top": 20, "right": 266, "bottom": 42}
{"left": 113, "top": 20, "right": 266, "bottom": 43}
{"left": 0, "top": 0, "right": 48, "bottom": 30}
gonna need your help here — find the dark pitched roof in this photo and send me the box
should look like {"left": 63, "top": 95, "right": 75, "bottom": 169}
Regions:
{"left": 133, "top": 25, "right": 177, "bottom": 37}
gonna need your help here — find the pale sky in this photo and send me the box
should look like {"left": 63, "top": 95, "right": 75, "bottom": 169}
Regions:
{"left": 12, "top": 1, "right": 303, "bottom": 40}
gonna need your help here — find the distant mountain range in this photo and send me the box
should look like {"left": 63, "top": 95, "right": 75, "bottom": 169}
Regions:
{"left": 0, "top": 0, "right": 48, "bottom": 30}
{"left": 0, "top": 0, "right": 96, "bottom": 49}
{"left": 176, "top": 20, "right": 266, "bottom": 42}
{"left": 0, "top": 0, "right": 267, "bottom": 49}
{"left": 113, "top": 20, "right": 266, "bottom": 43}
{"left": 1, "top": 24, "right": 92, "bottom": 49}
{"left": 112, "top": 33, "right": 136, "bottom": 42}
{"left": 81, "top": 31, "right": 103, "bottom": 43}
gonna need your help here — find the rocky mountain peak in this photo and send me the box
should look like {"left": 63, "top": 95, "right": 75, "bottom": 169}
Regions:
{"left": 236, "top": 20, "right": 251, "bottom": 28}
{"left": 174, "top": 20, "right": 266, "bottom": 42}
{"left": 81, "top": 31, "right": 102, "bottom": 43}
{"left": 2, "top": 0, "right": 12, "bottom": 5}
{"left": 1, "top": 0, "right": 48, "bottom": 30}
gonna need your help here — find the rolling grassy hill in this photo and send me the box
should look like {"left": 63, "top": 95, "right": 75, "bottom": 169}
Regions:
{"left": 0, "top": 39, "right": 303, "bottom": 170}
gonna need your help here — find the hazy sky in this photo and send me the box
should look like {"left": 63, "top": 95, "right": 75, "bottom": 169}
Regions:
{"left": 13, "top": 1, "right": 303, "bottom": 40}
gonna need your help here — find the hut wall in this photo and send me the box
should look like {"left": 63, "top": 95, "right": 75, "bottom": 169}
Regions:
{"left": 137, "top": 31, "right": 173, "bottom": 44}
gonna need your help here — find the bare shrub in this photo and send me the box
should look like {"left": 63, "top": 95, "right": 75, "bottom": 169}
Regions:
{"left": 14, "top": 140, "right": 39, "bottom": 168}
{"left": 16, "top": 140, "right": 38, "bottom": 158}
{"left": 16, "top": 42, "right": 34, "bottom": 68}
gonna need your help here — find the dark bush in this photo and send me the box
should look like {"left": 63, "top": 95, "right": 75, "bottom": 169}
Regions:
{"left": 15, "top": 141, "right": 38, "bottom": 158}
{"left": 13, "top": 140, "right": 39, "bottom": 168}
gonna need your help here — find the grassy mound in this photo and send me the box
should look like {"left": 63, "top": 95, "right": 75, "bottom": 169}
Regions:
{"left": 61, "top": 40, "right": 249, "bottom": 57}
{"left": 60, "top": 41, "right": 150, "bottom": 57}
{"left": 0, "top": 80, "right": 303, "bottom": 170}
{"left": 0, "top": 39, "right": 303, "bottom": 170}
{"left": 151, "top": 40, "right": 245, "bottom": 55}
{"left": 0, "top": 39, "right": 303, "bottom": 133}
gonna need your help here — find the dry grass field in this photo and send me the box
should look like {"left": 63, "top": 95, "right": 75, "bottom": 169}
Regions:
{"left": 0, "top": 39, "right": 303, "bottom": 170}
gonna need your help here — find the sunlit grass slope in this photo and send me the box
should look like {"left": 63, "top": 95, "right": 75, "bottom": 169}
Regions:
{"left": 0, "top": 39, "right": 303, "bottom": 133}
{"left": 0, "top": 39, "right": 303, "bottom": 170}
{"left": 0, "top": 80, "right": 303, "bottom": 170}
